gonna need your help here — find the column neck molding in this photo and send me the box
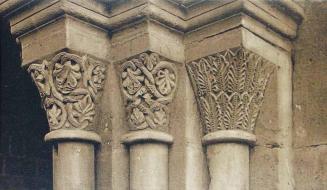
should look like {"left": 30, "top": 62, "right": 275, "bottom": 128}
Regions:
{"left": 121, "top": 130, "right": 174, "bottom": 145}
{"left": 28, "top": 52, "right": 106, "bottom": 132}
{"left": 1, "top": 0, "right": 304, "bottom": 39}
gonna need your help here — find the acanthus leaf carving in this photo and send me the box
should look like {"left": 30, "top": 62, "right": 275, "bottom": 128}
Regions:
{"left": 187, "top": 47, "right": 275, "bottom": 134}
{"left": 121, "top": 52, "right": 177, "bottom": 131}
{"left": 28, "top": 52, "right": 106, "bottom": 131}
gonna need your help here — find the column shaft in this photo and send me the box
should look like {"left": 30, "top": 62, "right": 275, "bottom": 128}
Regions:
{"left": 130, "top": 143, "right": 169, "bottom": 190}
{"left": 53, "top": 142, "right": 95, "bottom": 190}
{"left": 46, "top": 130, "right": 101, "bottom": 190}
{"left": 207, "top": 143, "right": 250, "bottom": 190}
{"left": 122, "top": 130, "right": 173, "bottom": 190}
{"left": 202, "top": 130, "right": 256, "bottom": 190}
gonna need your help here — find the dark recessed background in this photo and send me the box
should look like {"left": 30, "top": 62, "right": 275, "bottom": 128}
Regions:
{"left": 0, "top": 19, "right": 52, "bottom": 190}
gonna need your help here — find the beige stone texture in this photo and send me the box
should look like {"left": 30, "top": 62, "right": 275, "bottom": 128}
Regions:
{"left": 3, "top": 1, "right": 324, "bottom": 190}
{"left": 207, "top": 143, "right": 250, "bottom": 190}
{"left": 293, "top": 1, "right": 327, "bottom": 189}
{"left": 129, "top": 143, "right": 169, "bottom": 190}
{"left": 19, "top": 16, "right": 110, "bottom": 66}
{"left": 111, "top": 21, "right": 184, "bottom": 63}
{"left": 293, "top": 146, "right": 327, "bottom": 190}
{"left": 95, "top": 63, "right": 129, "bottom": 190}
{"left": 293, "top": 1, "right": 327, "bottom": 148}
{"left": 169, "top": 64, "right": 209, "bottom": 190}
{"left": 250, "top": 146, "right": 279, "bottom": 190}
{"left": 185, "top": 11, "right": 295, "bottom": 189}
{"left": 120, "top": 131, "right": 173, "bottom": 190}
{"left": 53, "top": 142, "right": 95, "bottom": 190}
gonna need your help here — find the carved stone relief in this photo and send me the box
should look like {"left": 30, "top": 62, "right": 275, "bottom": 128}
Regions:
{"left": 28, "top": 52, "right": 106, "bottom": 131}
{"left": 187, "top": 47, "right": 275, "bottom": 134}
{"left": 121, "top": 52, "right": 177, "bottom": 131}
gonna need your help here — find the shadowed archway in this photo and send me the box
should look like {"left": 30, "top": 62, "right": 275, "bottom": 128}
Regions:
{"left": 0, "top": 19, "right": 52, "bottom": 190}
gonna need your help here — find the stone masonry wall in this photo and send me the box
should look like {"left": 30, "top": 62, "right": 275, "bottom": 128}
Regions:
{"left": 293, "top": 1, "right": 327, "bottom": 190}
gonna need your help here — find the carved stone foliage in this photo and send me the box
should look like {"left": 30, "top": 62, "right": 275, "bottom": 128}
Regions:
{"left": 187, "top": 47, "right": 275, "bottom": 134}
{"left": 121, "top": 52, "right": 177, "bottom": 131}
{"left": 28, "top": 52, "right": 106, "bottom": 131}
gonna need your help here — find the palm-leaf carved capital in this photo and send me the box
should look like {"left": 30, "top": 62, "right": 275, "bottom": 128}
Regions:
{"left": 187, "top": 47, "right": 275, "bottom": 134}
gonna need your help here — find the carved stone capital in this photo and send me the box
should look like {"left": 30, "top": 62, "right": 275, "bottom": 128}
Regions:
{"left": 120, "top": 52, "right": 178, "bottom": 132}
{"left": 28, "top": 52, "right": 106, "bottom": 131}
{"left": 187, "top": 47, "right": 275, "bottom": 134}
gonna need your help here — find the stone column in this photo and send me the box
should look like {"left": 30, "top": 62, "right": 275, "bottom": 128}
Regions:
{"left": 0, "top": 2, "right": 109, "bottom": 188}
{"left": 27, "top": 52, "right": 106, "bottom": 190}
{"left": 120, "top": 53, "right": 177, "bottom": 190}
{"left": 187, "top": 47, "right": 275, "bottom": 190}
{"left": 203, "top": 131, "right": 255, "bottom": 190}
{"left": 182, "top": 2, "right": 304, "bottom": 189}
{"left": 1, "top": 1, "right": 304, "bottom": 189}
{"left": 46, "top": 130, "right": 100, "bottom": 190}
{"left": 122, "top": 130, "right": 173, "bottom": 190}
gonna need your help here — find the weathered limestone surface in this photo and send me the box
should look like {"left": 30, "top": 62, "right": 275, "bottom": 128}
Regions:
{"left": 293, "top": 1, "right": 327, "bottom": 189}
{"left": 250, "top": 72, "right": 280, "bottom": 190}
{"left": 1, "top": 3, "right": 110, "bottom": 189}
{"left": 1, "top": 1, "right": 324, "bottom": 190}
{"left": 27, "top": 50, "right": 106, "bottom": 190}
{"left": 207, "top": 143, "right": 250, "bottom": 190}
{"left": 185, "top": 10, "right": 295, "bottom": 190}
{"left": 129, "top": 142, "right": 169, "bottom": 190}
{"left": 52, "top": 141, "right": 95, "bottom": 190}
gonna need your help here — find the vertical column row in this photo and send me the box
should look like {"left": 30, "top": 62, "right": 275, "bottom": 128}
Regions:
{"left": 28, "top": 52, "right": 106, "bottom": 190}
{"left": 119, "top": 52, "right": 178, "bottom": 190}
{"left": 187, "top": 47, "right": 276, "bottom": 190}
{"left": 2, "top": 1, "right": 303, "bottom": 189}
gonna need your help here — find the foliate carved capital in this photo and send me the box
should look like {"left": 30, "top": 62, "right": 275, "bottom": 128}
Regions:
{"left": 187, "top": 47, "right": 275, "bottom": 134}
{"left": 121, "top": 52, "right": 177, "bottom": 132}
{"left": 28, "top": 52, "right": 106, "bottom": 131}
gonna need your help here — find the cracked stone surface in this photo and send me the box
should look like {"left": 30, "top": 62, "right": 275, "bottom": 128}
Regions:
{"left": 293, "top": 1, "right": 327, "bottom": 189}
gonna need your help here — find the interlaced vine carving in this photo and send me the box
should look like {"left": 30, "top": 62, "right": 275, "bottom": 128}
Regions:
{"left": 187, "top": 47, "right": 275, "bottom": 134}
{"left": 28, "top": 52, "right": 106, "bottom": 131}
{"left": 121, "top": 52, "right": 177, "bottom": 131}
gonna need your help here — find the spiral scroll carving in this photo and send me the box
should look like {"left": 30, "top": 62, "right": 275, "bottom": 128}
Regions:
{"left": 28, "top": 52, "right": 106, "bottom": 131}
{"left": 121, "top": 52, "right": 177, "bottom": 131}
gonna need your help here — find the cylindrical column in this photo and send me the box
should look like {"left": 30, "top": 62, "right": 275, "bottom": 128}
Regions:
{"left": 202, "top": 130, "right": 256, "bottom": 190}
{"left": 45, "top": 129, "right": 101, "bottom": 190}
{"left": 130, "top": 143, "right": 168, "bottom": 190}
{"left": 122, "top": 130, "right": 173, "bottom": 190}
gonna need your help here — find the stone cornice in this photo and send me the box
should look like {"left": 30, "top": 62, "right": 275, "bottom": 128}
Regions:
{"left": 0, "top": 0, "right": 26, "bottom": 17}
{"left": 1, "top": 0, "right": 304, "bottom": 39}
{"left": 170, "top": 0, "right": 305, "bottom": 20}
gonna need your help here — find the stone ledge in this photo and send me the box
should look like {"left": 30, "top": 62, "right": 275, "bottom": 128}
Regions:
{"left": 202, "top": 130, "right": 256, "bottom": 145}
{"left": 1, "top": 0, "right": 304, "bottom": 39}
{"left": 121, "top": 130, "right": 174, "bottom": 145}
{"left": 44, "top": 129, "right": 102, "bottom": 144}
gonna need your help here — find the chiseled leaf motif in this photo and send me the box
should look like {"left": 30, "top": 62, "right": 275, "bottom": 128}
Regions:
{"left": 121, "top": 53, "right": 177, "bottom": 131}
{"left": 47, "top": 102, "right": 63, "bottom": 127}
{"left": 27, "top": 52, "right": 106, "bottom": 131}
{"left": 187, "top": 47, "right": 275, "bottom": 134}
{"left": 53, "top": 59, "right": 82, "bottom": 94}
{"left": 68, "top": 95, "right": 96, "bottom": 129}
